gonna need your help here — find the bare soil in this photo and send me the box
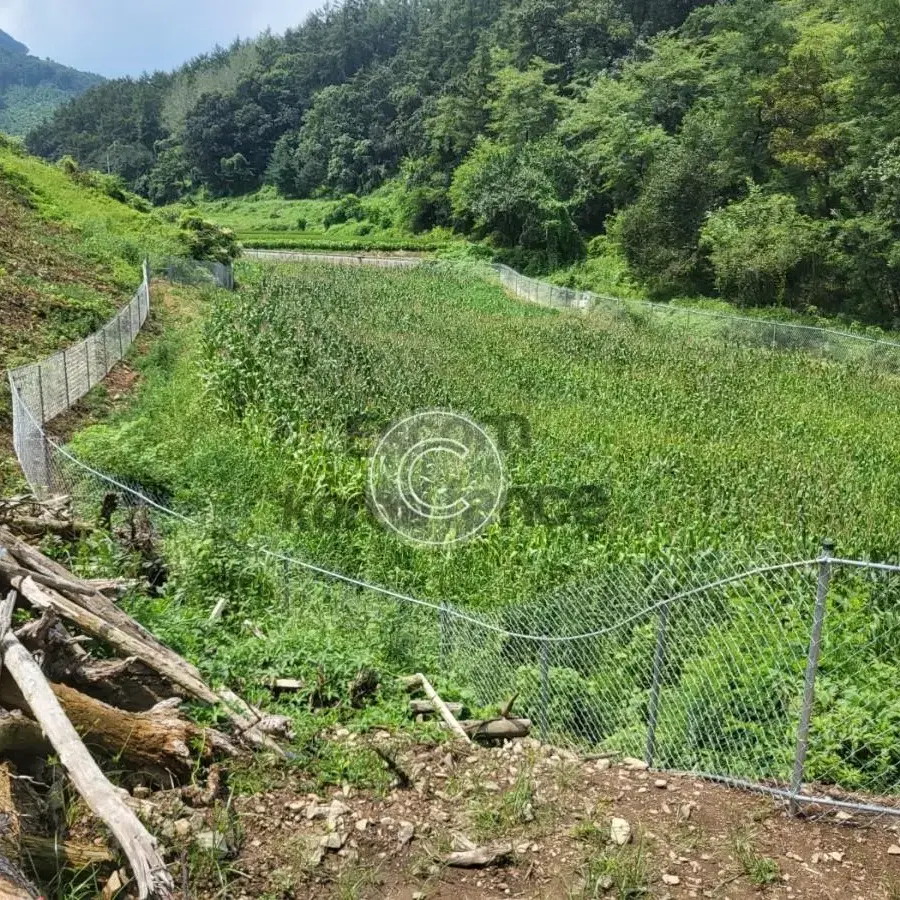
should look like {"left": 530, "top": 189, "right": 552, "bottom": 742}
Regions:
{"left": 149, "top": 732, "right": 900, "bottom": 900}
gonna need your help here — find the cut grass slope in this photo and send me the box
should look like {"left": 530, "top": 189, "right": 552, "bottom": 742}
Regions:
{"left": 174, "top": 186, "right": 465, "bottom": 255}
{"left": 0, "top": 137, "right": 183, "bottom": 489}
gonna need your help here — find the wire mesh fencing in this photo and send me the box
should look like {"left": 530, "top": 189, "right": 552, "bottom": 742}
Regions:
{"left": 9, "top": 374, "right": 900, "bottom": 819}
{"left": 439, "top": 546, "right": 900, "bottom": 819}
{"left": 7, "top": 257, "right": 234, "bottom": 496}
{"left": 239, "top": 251, "right": 900, "bottom": 369}
{"left": 490, "top": 263, "right": 900, "bottom": 371}
{"left": 7, "top": 248, "right": 900, "bottom": 820}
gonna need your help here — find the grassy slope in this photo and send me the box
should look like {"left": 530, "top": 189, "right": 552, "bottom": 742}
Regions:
{"left": 0, "top": 137, "right": 183, "bottom": 489}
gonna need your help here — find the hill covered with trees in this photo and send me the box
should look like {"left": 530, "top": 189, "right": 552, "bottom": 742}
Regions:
{"left": 23, "top": 0, "right": 900, "bottom": 324}
{"left": 0, "top": 29, "right": 103, "bottom": 137}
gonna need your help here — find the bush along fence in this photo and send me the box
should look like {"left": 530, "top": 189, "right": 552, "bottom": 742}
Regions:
{"left": 7, "top": 257, "right": 233, "bottom": 495}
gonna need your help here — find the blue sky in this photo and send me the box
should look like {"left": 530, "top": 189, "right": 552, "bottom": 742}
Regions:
{"left": 0, "top": 0, "right": 321, "bottom": 77}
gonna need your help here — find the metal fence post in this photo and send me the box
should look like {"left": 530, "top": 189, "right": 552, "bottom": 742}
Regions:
{"left": 439, "top": 601, "right": 449, "bottom": 670}
{"left": 539, "top": 639, "right": 550, "bottom": 744}
{"left": 36, "top": 363, "right": 46, "bottom": 425}
{"left": 645, "top": 601, "right": 671, "bottom": 768}
{"left": 790, "top": 539, "right": 834, "bottom": 814}
{"left": 117, "top": 312, "right": 125, "bottom": 359}
{"left": 61, "top": 349, "right": 70, "bottom": 407}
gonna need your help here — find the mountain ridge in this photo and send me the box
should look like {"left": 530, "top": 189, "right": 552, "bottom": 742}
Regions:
{"left": 0, "top": 28, "right": 103, "bottom": 136}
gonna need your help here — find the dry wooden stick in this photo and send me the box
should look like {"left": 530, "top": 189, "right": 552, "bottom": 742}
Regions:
{"left": 409, "top": 699, "right": 463, "bottom": 717}
{"left": 410, "top": 674, "right": 471, "bottom": 744}
{"left": 0, "top": 592, "right": 16, "bottom": 685}
{"left": 446, "top": 844, "right": 512, "bottom": 868}
{"left": 0, "top": 631, "right": 173, "bottom": 899}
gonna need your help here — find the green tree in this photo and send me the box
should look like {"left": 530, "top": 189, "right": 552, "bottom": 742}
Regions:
{"left": 451, "top": 137, "right": 583, "bottom": 266}
{"left": 486, "top": 54, "right": 566, "bottom": 146}
{"left": 700, "top": 183, "right": 823, "bottom": 307}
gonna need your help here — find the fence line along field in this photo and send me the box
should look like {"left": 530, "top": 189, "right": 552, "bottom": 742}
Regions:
{"left": 67, "top": 258, "right": 900, "bottom": 808}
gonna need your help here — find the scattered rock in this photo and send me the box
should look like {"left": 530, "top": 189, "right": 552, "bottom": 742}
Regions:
{"left": 610, "top": 818, "right": 632, "bottom": 846}
{"left": 356, "top": 819, "right": 369, "bottom": 832}
{"left": 320, "top": 831, "right": 346, "bottom": 851}
{"left": 195, "top": 831, "right": 229, "bottom": 858}
{"left": 654, "top": 779, "right": 668, "bottom": 790}
{"left": 398, "top": 822, "right": 415, "bottom": 848}
{"left": 889, "top": 845, "right": 900, "bottom": 856}
{"left": 662, "top": 874, "right": 681, "bottom": 886}
{"left": 622, "top": 757, "right": 649, "bottom": 771}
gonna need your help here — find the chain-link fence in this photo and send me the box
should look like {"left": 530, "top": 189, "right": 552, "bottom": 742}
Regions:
{"left": 7, "top": 258, "right": 234, "bottom": 495}
{"left": 7, "top": 249, "right": 900, "bottom": 820}
{"left": 438, "top": 545, "right": 900, "bottom": 818}
{"left": 243, "top": 249, "right": 422, "bottom": 269}
{"left": 490, "top": 263, "right": 900, "bottom": 370}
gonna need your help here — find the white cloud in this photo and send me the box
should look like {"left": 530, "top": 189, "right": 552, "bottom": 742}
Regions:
{"left": 0, "top": 0, "right": 320, "bottom": 76}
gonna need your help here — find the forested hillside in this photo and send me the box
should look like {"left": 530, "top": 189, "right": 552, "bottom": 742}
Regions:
{"left": 0, "top": 29, "right": 103, "bottom": 137}
{"left": 25, "top": 0, "right": 900, "bottom": 323}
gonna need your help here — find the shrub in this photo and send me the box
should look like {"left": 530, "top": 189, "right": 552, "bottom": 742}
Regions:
{"left": 177, "top": 213, "right": 241, "bottom": 263}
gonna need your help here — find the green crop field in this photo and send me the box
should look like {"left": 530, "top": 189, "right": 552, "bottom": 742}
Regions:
{"left": 76, "top": 260, "right": 900, "bottom": 593}
{"left": 172, "top": 188, "right": 467, "bottom": 256}
{"left": 68, "top": 259, "right": 900, "bottom": 791}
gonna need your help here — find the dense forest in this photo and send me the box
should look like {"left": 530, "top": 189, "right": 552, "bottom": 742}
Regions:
{"left": 23, "top": 0, "right": 900, "bottom": 324}
{"left": 0, "top": 29, "right": 103, "bottom": 136}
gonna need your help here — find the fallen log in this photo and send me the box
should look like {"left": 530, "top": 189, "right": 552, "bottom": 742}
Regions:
{"left": 0, "top": 756, "right": 115, "bottom": 880}
{"left": 0, "top": 555, "right": 96, "bottom": 597}
{"left": 16, "top": 835, "right": 114, "bottom": 875}
{"left": 0, "top": 709, "right": 51, "bottom": 759}
{"left": 0, "top": 677, "right": 236, "bottom": 779}
{"left": 0, "top": 514, "right": 92, "bottom": 540}
{"left": 0, "top": 853, "right": 40, "bottom": 900}
{"left": 0, "top": 529, "right": 199, "bottom": 679}
{"left": 3, "top": 538, "right": 286, "bottom": 753}
{"left": 460, "top": 719, "right": 531, "bottom": 741}
{"left": 0, "top": 631, "right": 173, "bottom": 899}
{"left": 16, "top": 615, "right": 173, "bottom": 712}
{"left": 446, "top": 844, "right": 513, "bottom": 869}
